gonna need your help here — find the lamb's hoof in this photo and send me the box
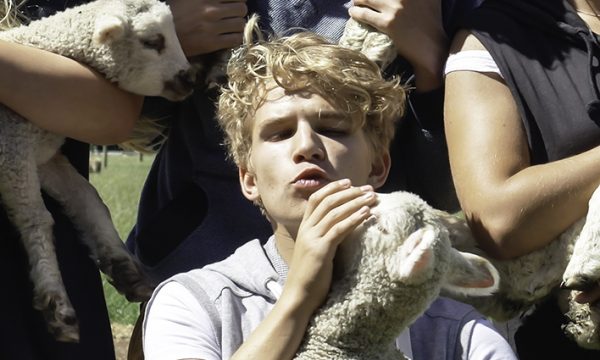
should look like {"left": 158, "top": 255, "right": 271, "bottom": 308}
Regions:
{"left": 35, "top": 292, "right": 80, "bottom": 343}
{"left": 49, "top": 321, "right": 80, "bottom": 343}
{"left": 562, "top": 274, "right": 597, "bottom": 292}
{"left": 105, "top": 256, "right": 155, "bottom": 302}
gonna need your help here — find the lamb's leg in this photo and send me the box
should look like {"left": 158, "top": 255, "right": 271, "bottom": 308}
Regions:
{"left": 338, "top": 18, "right": 397, "bottom": 70}
{"left": 0, "top": 156, "right": 78, "bottom": 342}
{"left": 39, "top": 154, "right": 155, "bottom": 302}
{"left": 562, "top": 184, "right": 600, "bottom": 290}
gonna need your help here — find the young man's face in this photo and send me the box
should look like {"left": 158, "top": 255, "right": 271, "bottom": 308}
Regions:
{"left": 239, "top": 86, "right": 390, "bottom": 234}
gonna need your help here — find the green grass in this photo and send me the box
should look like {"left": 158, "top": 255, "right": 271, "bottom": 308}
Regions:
{"left": 89, "top": 151, "right": 154, "bottom": 325}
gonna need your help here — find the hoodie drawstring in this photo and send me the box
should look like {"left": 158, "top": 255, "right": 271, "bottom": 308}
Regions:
{"left": 266, "top": 279, "right": 283, "bottom": 299}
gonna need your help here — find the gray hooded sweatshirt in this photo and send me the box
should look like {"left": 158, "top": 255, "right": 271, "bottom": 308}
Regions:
{"left": 146, "top": 237, "right": 504, "bottom": 360}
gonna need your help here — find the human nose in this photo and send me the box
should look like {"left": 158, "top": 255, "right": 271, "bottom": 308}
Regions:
{"left": 292, "top": 123, "right": 325, "bottom": 163}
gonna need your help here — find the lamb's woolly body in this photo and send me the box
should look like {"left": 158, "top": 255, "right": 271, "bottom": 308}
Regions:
{"left": 450, "top": 185, "right": 600, "bottom": 349}
{"left": 0, "top": 0, "right": 192, "bottom": 342}
{"left": 0, "top": 0, "right": 191, "bottom": 91}
{"left": 294, "top": 192, "right": 498, "bottom": 360}
{"left": 0, "top": 2, "right": 115, "bottom": 76}
{"left": 293, "top": 185, "right": 600, "bottom": 357}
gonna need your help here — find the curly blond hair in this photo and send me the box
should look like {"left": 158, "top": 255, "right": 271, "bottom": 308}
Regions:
{"left": 217, "top": 16, "right": 406, "bottom": 170}
{"left": 0, "top": 0, "right": 26, "bottom": 30}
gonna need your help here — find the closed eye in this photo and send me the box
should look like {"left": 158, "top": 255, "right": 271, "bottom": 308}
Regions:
{"left": 316, "top": 127, "right": 350, "bottom": 137}
{"left": 141, "top": 34, "right": 165, "bottom": 53}
{"left": 266, "top": 129, "right": 295, "bottom": 142}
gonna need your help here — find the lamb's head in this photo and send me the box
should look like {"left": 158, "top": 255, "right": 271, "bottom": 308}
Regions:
{"left": 91, "top": 0, "right": 194, "bottom": 101}
{"left": 374, "top": 192, "right": 499, "bottom": 296}
{"left": 334, "top": 192, "right": 499, "bottom": 335}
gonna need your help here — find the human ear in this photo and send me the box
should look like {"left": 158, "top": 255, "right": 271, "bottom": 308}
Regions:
{"left": 368, "top": 150, "right": 391, "bottom": 189}
{"left": 239, "top": 167, "right": 260, "bottom": 202}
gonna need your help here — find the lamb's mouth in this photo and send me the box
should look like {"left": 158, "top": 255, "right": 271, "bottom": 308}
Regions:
{"left": 163, "top": 69, "right": 196, "bottom": 101}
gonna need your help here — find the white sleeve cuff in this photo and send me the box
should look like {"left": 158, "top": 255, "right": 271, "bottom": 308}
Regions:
{"left": 445, "top": 50, "right": 503, "bottom": 78}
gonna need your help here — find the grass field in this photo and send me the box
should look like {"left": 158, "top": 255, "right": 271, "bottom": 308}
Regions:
{"left": 89, "top": 152, "right": 155, "bottom": 326}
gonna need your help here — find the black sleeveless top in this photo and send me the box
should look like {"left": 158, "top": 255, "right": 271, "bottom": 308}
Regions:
{"left": 464, "top": 0, "right": 600, "bottom": 164}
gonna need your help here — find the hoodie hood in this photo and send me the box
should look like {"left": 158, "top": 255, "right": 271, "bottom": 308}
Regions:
{"left": 203, "top": 237, "right": 286, "bottom": 302}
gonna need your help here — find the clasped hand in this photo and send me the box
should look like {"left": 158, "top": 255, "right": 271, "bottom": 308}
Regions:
{"left": 284, "top": 180, "right": 375, "bottom": 313}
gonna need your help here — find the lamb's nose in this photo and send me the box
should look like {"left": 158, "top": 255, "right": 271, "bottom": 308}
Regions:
{"left": 177, "top": 68, "right": 196, "bottom": 92}
{"left": 164, "top": 67, "right": 197, "bottom": 101}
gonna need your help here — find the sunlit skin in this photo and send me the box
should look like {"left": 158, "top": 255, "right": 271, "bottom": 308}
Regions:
{"left": 232, "top": 86, "right": 390, "bottom": 359}
{"left": 445, "top": 0, "right": 600, "bottom": 304}
{"left": 239, "top": 87, "right": 389, "bottom": 259}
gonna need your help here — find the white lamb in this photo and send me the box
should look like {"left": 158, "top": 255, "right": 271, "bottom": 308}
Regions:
{"left": 0, "top": 0, "right": 194, "bottom": 342}
{"left": 449, "top": 184, "right": 600, "bottom": 350}
{"left": 293, "top": 191, "right": 500, "bottom": 360}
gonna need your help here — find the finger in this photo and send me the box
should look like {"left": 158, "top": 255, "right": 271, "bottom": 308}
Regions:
{"left": 303, "top": 179, "right": 352, "bottom": 222}
{"left": 221, "top": 2, "right": 248, "bottom": 19}
{"left": 322, "top": 204, "right": 371, "bottom": 246}
{"left": 306, "top": 183, "right": 371, "bottom": 226}
{"left": 213, "top": 17, "right": 246, "bottom": 34}
{"left": 204, "top": 1, "right": 247, "bottom": 20}
{"left": 348, "top": 5, "right": 385, "bottom": 31}
{"left": 182, "top": 31, "right": 241, "bottom": 54}
{"left": 206, "top": 32, "right": 242, "bottom": 50}
{"left": 351, "top": 0, "right": 376, "bottom": 8}
{"left": 316, "top": 190, "right": 375, "bottom": 232}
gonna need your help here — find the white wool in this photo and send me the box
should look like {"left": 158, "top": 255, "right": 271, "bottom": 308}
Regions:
{"left": 0, "top": 0, "right": 191, "bottom": 343}
{"left": 450, "top": 184, "right": 600, "bottom": 350}
{"left": 294, "top": 191, "right": 499, "bottom": 360}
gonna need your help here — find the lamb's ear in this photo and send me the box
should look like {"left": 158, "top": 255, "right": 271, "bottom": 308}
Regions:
{"left": 386, "top": 227, "right": 437, "bottom": 284}
{"left": 93, "top": 15, "right": 127, "bottom": 45}
{"left": 443, "top": 249, "right": 500, "bottom": 297}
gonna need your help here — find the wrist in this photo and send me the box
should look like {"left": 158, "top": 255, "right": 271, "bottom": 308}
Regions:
{"left": 411, "top": 61, "right": 444, "bottom": 93}
{"left": 400, "top": 37, "right": 447, "bottom": 93}
{"left": 276, "top": 287, "right": 319, "bottom": 321}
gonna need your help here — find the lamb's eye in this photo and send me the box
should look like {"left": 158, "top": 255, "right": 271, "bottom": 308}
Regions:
{"left": 141, "top": 34, "right": 165, "bottom": 52}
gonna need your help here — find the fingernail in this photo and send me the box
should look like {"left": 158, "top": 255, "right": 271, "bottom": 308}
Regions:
{"left": 339, "top": 179, "right": 351, "bottom": 186}
{"left": 358, "top": 206, "right": 370, "bottom": 215}
{"left": 362, "top": 191, "right": 374, "bottom": 200}
{"left": 360, "top": 185, "right": 373, "bottom": 191}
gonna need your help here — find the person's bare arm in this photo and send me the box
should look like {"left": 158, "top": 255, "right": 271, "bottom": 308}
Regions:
{"left": 349, "top": 0, "right": 446, "bottom": 92}
{"left": 444, "top": 30, "right": 600, "bottom": 260}
{"left": 0, "top": 39, "right": 142, "bottom": 144}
